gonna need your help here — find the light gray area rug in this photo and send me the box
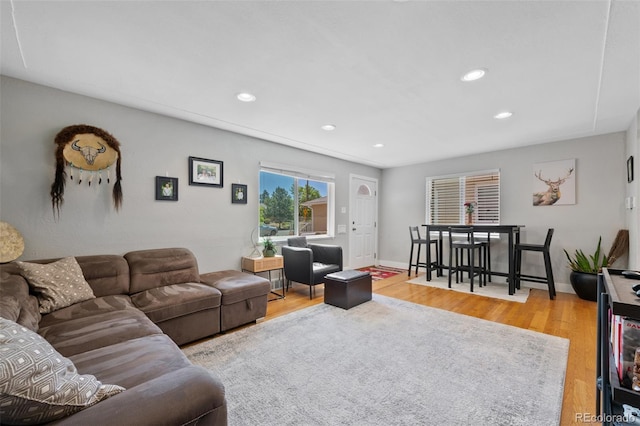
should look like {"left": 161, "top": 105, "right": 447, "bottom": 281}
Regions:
{"left": 183, "top": 295, "right": 567, "bottom": 425}
{"left": 408, "top": 274, "right": 530, "bottom": 303}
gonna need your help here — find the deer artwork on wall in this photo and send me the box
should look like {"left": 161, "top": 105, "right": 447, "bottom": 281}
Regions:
{"left": 532, "top": 167, "right": 574, "bottom": 206}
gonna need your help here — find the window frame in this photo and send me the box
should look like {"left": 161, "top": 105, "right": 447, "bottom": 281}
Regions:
{"left": 259, "top": 162, "right": 335, "bottom": 242}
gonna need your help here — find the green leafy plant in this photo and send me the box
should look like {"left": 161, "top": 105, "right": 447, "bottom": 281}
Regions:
{"left": 262, "top": 237, "right": 276, "bottom": 254}
{"left": 563, "top": 236, "right": 609, "bottom": 274}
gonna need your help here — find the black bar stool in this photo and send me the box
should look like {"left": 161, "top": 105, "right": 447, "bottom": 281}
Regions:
{"left": 448, "top": 226, "right": 486, "bottom": 292}
{"left": 408, "top": 226, "right": 439, "bottom": 280}
{"left": 514, "top": 228, "right": 556, "bottom": 300}
{"left": 475, "top": 231, "right": 492, "bottom": 282}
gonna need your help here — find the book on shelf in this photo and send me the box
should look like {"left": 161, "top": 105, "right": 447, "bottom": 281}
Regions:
{"left": 611, "top": 314, "right": 640, "bottom": 389}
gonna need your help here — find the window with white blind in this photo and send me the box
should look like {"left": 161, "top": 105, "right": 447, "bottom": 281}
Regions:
{"left": 426, "top": 170, "right": 500, "bottom": 225}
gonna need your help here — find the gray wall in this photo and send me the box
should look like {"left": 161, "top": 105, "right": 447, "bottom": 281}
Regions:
{"left": 379, "top": 131, "right": 627, "bottom": 291}
{"left": 1, "top": 75, "right": 633, "bottom": 291}
{"left": 0, "top": 76, "right": 381, "bottom": 272}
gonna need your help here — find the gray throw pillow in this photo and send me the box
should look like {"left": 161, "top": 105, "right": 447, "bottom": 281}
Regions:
{"left": 0, "top": 317, "right": 125, "bottom": 424}
{"left": 16, "top": 257, "right": 95, "bottom": 314}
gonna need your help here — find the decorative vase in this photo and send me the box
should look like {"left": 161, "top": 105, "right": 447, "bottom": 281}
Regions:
{"left": 263, "top": 249, "right": 276, "bottom": 258}
{"left": 569, "top": 271, "right": 598, "bottom": 302}
{"left": 467, "top": 213, "right": 473, "bottom": 225}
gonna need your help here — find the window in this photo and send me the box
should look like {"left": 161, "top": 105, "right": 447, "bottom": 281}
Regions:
{"left": 259, "top": 162, "right": 335, "bottom": 239}
{"left": 426, "top": 170, "right": 500, "bottom": 225}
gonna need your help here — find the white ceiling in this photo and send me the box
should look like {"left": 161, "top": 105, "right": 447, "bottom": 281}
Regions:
{"left": 1, "top": 0, "right": 639, "bottom": 168}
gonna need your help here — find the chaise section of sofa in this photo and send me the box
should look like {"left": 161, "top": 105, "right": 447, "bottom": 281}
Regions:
{"left": 56, "top": 335, "right": 227, "bottom": 425}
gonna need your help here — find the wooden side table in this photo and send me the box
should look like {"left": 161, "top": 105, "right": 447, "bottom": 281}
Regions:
{"left": 241, "top": 255, "right": 285, "bottom": 300}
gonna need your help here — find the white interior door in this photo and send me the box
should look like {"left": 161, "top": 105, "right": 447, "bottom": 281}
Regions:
{"left": 349, "top": 175, "right": 378, "bottom": 269}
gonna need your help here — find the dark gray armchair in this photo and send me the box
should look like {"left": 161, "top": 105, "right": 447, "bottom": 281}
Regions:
{"left": 281, "top": 236, "right": 343, "bottom": 299}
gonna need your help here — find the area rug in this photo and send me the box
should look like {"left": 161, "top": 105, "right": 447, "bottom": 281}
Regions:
{"left": 408, "top": 274, "right": 530, "bottom": 303}
{"left": 183, "top": 294, "right": 567, "bottom": 425}
{"left": 357, "top": 265, "right": 406, "bottom": 281}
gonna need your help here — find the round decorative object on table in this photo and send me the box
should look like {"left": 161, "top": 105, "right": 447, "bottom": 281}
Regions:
{"left": 0, "top": 221, "right": 25, "bottom": 263}
{"left": 263, "top": 249, "right": 276, "bottom": 258}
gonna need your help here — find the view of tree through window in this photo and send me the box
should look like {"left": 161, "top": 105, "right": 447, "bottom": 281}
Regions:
{"left": 259, "top": 170, "right": 331, "bottom": 238}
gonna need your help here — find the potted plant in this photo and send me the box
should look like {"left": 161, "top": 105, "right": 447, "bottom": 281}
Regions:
{"left": 563, "top": 236, "right": 609, "bottom": 301}
{"left": 262, "top": 238, "right": 277, "bottom": 258}
{"left": 464, "top": 202, "right": 475, "bottom": 224}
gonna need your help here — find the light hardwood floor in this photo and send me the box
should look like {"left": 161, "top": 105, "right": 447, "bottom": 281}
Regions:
{"left": 264, "top": 272, "right": 597, "bottom": 426}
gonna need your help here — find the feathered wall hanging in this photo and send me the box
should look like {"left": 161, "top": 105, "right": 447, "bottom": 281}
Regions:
{"left": 50, "top": 124, "right": 123, "bottom": 217}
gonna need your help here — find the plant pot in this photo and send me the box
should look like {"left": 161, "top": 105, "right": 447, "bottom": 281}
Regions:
{"left": 263, "top": 249, "right": 276, "bottom": 258}
{"left": 569, "top": 271, "right": 598, "bottom": 302}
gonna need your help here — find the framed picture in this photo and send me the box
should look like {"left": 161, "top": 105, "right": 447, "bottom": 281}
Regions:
{"left": 628, "top": 156, "right": 634, "bottom": 183}
{"left": 532, "top": 159, "right": 575, "bottom": 206}
{"left": 189, "top": 156, "right": 223, "bottom": 187}
{"left": 232, "top": 183, "right": 247, "bottom": 204}
{"left": 155, "top": 176, "right": 178, "bottom": 201}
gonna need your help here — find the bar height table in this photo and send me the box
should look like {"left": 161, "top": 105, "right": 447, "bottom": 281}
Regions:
{"left": 423, "top": 224, "right": 523, "bottom": 295}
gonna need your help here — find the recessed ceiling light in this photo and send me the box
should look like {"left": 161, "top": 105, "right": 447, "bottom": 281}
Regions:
{"left": 236, "top": 92, "right": 256, "bottom": 102}
{"left": 373, "top": 143, "right": 385, "bottom": 148}
{"left": 494, "top": 111, "right": 513, "bottom": 120}
{"left": 321, "top": 124, "right": 336, "bottom": 131}
{"left": 461, "top": 68, "right": 487, "bottom": 82}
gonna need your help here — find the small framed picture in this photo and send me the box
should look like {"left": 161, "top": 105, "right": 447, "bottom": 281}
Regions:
{"left": 232, "top": 183, "right": 247, "bottom": 204}
{"left": 189, "top": 156, "right": 223, "bottom": 187}
{"left": 628, "top": 156, "right": 634, "bottom": 183}
{"left": 155, "top": 176, "right": 178, "bottom": 201}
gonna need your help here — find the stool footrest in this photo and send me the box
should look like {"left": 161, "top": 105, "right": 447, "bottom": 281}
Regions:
{"left": 518, "top": 274, "right": 548, "bottom": 284}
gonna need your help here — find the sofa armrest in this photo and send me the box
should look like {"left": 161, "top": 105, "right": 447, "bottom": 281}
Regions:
{"left": 309, "top": 244, "right": 343, "bottom": 269}
{"left": 281, "top": 246, "right": 313, "bottom": 284}
{"left": 50, "top": 366, "right": 226, "bottom": 425}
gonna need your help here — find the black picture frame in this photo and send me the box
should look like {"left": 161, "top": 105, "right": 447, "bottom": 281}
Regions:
{"left": 628, "top": 156, "right": 634, "bottom": 183}
{"left": 231, "top": 183, "right": 248, "bottom": 204}
{"left": 155, "top": 176, "right": 178, "bottom": 201}
{"left": 189, "top": 156, "right": 223, "bottom": 187}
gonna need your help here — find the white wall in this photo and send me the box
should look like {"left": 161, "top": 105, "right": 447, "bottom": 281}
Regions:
{"left": 379, "top": 132, "right": 627, "bottom": 292}
{"left": 626, "top": 109, "right": 640, "bottom": 269}
{"left": 0, "top": 76, "right": 381, "bottom": 272}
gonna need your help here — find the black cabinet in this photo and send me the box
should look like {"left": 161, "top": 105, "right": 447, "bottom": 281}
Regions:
{"left": 597, "top": 268, "right": 640, "bottom": 424}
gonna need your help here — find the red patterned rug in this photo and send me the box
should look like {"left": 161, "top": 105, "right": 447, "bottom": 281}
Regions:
{"left": 357, "top": 266, "right": 406, "bottom": 281}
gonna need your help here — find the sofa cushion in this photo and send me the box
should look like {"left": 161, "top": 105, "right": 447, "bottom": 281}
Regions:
{"left": 75, "top": 255, "right": 130, "bottom": 297}
{"left": 125, "top": 248, "right": 200, "bottom": 294}
{"left": 0, "top": 318, "right": 124, "bottom": 425}
{"left": 69, "top": 334, "right": 193, "bottom": 389}
{"left": 0, "top": 295, "right": 21, "bottom": 322}
{"left": 130, "top": 282, "right": 221, "bottom": 323}
{"left": 38, "top": 296, "right": 163, "bottom": 357}
{"left": 200, "top": 270, "right": 270, "bottom": 305}
{"left": 0, "top": 270, "right": 41, "bottom": 332}
{"left": 38, "top": 294, "right": 136, "bottom": 328}
{"left": 16, "top": 257, "right": 96, "bottom": 314}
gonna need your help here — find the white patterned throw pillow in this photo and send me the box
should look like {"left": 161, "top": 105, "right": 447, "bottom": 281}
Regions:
{"left": 0, "top": 317, "right": 125, "bottom": 425}
{"left": 16, "top": 257, "right": 95, "bottom": 314}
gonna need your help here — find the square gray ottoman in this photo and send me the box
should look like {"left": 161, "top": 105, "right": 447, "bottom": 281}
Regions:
{"left": 324, "top": 270, "right": 372, "bottom": 309}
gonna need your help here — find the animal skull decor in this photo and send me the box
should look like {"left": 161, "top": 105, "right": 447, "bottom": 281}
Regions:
{"left": 50, "top": 124, "right": 123, "bottom": 216}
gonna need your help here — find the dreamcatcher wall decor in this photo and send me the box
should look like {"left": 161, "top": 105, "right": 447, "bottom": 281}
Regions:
{"left": 50, "top": 124, "right": 123, "bottom": 217}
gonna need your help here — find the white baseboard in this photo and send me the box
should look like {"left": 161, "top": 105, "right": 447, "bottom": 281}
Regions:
{"left": 376, "top": 259, "right": 575, "bottom": 295}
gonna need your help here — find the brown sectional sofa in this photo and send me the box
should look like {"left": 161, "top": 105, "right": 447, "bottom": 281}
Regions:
{"left": 0, "top": 247, "right": 271, "bottom": 425}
